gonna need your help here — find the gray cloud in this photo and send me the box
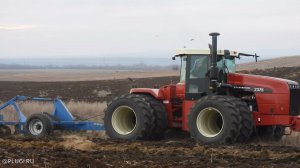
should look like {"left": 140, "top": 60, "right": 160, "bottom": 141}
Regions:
{"left": 0, "top": 0, "right": 299, "bottom": 58}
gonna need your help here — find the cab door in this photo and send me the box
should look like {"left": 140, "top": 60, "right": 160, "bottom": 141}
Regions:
{"left": 185, "top": 55, "right": 210, "bottom": 100}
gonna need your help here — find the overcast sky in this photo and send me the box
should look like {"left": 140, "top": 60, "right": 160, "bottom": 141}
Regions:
{"left": 0, "top": 0, "right": 300, "bottom": 59}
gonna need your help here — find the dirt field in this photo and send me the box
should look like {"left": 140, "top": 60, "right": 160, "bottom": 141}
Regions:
{"left": 0, "top": 69, "right": 178, "bottom": 82}
{"left": 0, "top": 134, "right": 300, "bottom": 168}
{"left": 1, "top": 67, "right": 300, "bottom": 167}
{"left": 237, "top": 55, "right": 300, "bottom": 71}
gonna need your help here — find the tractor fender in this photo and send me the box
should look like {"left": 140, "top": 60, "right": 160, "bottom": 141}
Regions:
{"left": 130, "top": 88, "right": 163, "bottom": 99}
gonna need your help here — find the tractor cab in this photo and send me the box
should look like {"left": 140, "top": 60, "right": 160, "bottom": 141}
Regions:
{"left": 174, "top": 49, "right": 238, "bottom": 100}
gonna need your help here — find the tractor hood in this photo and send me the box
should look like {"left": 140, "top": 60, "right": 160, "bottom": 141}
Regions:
{"left": 227, "top": 73, "right": 298, "bottom": 94}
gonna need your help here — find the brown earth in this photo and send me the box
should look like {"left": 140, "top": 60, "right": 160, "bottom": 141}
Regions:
{"left": 239, "top": 66, "right": 300, "bottom": 83}
{"left": 0, "top": 66, "right": 299, "bottom": 103}
{"left": 236, "top": 55, "right": 300, "bottom": 71}
{"left": 0, "top": 76, "right": 179, "bottom": 103}
{"left": 0, "top": 69, "right": 178, "bottom": 82}
{"left": 1, "top": 67, "right": 300, "bottom": 167}
{"left": 0, "top": 134, "right": 300, "bottom": 168}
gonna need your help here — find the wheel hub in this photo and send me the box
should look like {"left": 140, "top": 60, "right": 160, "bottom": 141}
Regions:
{"left": 111, "top": 106, "right": 137, "bottom": 135}
{"left": 196, "top": 107, "right": 224, "bottom": 137}
{"left": 29, "top": 119, "right": 43, "bottom": 135}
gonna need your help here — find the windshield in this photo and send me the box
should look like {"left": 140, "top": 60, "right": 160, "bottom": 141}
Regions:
{"left": 217, "top": 56, "right": 236, "bottom": 73}
{"left": 180, "top": 55, "right": 235, "bottom": 82}
{"left": 225, "top": 58, "right": 236, "bottom": 72}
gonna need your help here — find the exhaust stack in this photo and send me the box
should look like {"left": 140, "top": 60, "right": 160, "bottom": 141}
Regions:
{"left": 209, "top": 32, "right": 220, "bottom": 88}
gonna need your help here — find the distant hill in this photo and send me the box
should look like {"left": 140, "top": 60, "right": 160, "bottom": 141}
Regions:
{"left": 236, "top": 55, "right": 300, "bottom": 71}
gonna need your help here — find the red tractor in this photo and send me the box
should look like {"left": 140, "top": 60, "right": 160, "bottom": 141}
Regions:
{"left": 104, "top": 33, "right": 300, "bottom": 144}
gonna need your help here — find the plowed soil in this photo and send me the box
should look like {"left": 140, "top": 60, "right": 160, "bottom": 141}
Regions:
{"left": 0, "top": 134, "right": 300, "bottom": 168}
{"left": 1, "top": 67, "right": 300, "bottom": 167}
{"left": 0, "top": 76, "right": 178, "bottom": 103}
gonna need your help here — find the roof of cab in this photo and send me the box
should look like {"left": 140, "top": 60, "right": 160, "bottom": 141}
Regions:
{"left": 175, "top": 49, "right": 238, "bottom": 57}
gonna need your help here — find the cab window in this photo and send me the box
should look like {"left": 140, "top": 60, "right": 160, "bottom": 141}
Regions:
{"left": 189, "top": 56, "right": 208, "bottom": 79}
{"left": 180, "top": 56, "right": 187, "bottom": 82}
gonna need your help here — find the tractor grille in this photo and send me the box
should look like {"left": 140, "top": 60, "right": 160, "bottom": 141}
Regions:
{"left": 289, "top": 87, "right": 300, "bottom": 116}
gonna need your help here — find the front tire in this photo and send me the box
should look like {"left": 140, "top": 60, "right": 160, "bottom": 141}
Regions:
{"left": 104, "top": 94, "right": 154, "bottom": 140}
{"left": 189, "top": 95, "right": 241, "bottom": 144}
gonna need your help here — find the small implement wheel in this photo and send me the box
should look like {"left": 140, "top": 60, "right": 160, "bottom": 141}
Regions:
{"left": 0, "top": 125, "right": 11, "bottom": 137}
{"left": 24, "top": 113, "right": 53, "bottom": 139}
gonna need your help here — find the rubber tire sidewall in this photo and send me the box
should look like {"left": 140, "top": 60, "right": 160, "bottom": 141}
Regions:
{"left": 189, "top": 97, "right": 240, "bottom": 144}
{"left": 24, "top": 113, "right": 53, "bottom": 139}
{"left": 134, "top": 94, "right": 167, "bottom": 140}
{"left": 104, "top": 96, "right": 153, "bottom": 140}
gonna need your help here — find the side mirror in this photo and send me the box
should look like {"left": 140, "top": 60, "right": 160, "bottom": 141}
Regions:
{"left": 172, "top": 56, "right": 176, "bottom": 60}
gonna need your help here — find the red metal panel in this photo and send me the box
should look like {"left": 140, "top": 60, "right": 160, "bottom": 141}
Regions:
{"left": 252, "top": 113, "right": 292, "bottom": 125}
{"left": 175, "top": 83, "right": 185, "bottom": 99}
{"left": 182, "top": 100, "right": 195, "bottom": 131}
{"left": 228, "top": 73, "right": 289, "bottom": 94}
{"left": 130, "top": 88, "right": 163, "bottom": 99}
{"left": 228, "top": 73, "right": 291, "bottom": 115}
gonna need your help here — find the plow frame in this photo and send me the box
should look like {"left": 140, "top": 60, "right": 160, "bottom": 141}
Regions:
{"left": 0, "top": 96, "right": 105, "bottom": 133}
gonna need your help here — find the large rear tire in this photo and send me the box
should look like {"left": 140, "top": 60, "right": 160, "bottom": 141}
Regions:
{"left": 189, "top": 95, "right": 241, "bottom": 144}
{"left": 135, "top": 94, "right": 167, "bottom": 140}
{"left": 104, "top": 94, "right": 154, "bottom": 140}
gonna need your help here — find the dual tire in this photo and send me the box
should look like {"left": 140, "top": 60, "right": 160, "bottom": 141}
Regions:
{"left": 104, "top": 94, "right": 167, "bottom": 140}
{"left": 188, "top": 95, "right": 253, "bottom": 144}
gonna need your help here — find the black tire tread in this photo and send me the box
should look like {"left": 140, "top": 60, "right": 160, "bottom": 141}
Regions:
{"left": 134, "top": 94, "right": 167, "bottom": 140}
{"left": 230, "top": 97, "right": 253, "bottom": 143}
{"left": 104, "top": 94, "right": 155, "bottom": 140}
{"left": 24, "top": 113, "right": 53, "bottom": 139}
{"left": 189, "top": 95, "right": 241, "bottom": 144}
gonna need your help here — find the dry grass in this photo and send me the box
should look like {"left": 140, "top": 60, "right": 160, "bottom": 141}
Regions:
{"left": 0, "top": 101, "right": 107, "bottom": 123}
